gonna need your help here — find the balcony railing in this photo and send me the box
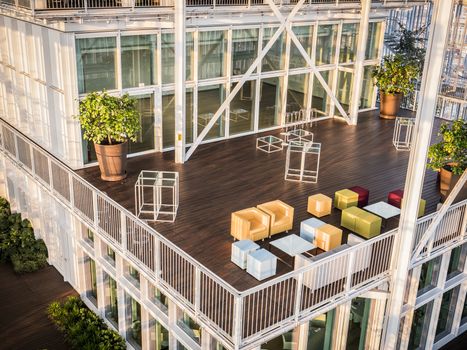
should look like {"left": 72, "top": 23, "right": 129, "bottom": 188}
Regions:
{"left": 1, "top": 117, "right": 465, "bottom": 348}
{"left": 0, "top": 0, "right": 429, "bottom": 14}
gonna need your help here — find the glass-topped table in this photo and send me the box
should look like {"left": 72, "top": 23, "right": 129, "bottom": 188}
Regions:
{"left": 270, "top": 234, "right": 316, "bottom": 266}
{"left": 256, "top": 135, "right": 284, "bottom": 153}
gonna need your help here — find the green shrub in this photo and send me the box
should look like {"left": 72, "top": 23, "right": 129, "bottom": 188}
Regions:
{"left": 372, "top": 54, "right": 419, "bottom": 95}
{"left": 48, "top": 296, "right": 126, "bottom": 350}
{"left": 0, "top": 197, "right": 48, "bottom": 273}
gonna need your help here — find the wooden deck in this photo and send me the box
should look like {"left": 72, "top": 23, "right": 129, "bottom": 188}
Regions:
{"left": 77, "top": 110, "right": 444, "bottom": 291}
{"left": 0, "top": 264, "right": 76, "bottom": 350}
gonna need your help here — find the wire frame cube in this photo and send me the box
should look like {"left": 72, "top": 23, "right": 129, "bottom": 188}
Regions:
{"left": 288, "top": 128, "right": 314, "bottom": 143}
{"left": 393, "top": 117, "right": 415, "bottom": 151}
{"left": 285, "top": 141, "right": 321, "bottom": 183}
{"left": 135, "top": 171, "right": 179, "bottom": 222}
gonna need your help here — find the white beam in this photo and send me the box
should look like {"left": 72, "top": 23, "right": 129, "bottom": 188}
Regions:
{"left": 349, "top": 0, "right": 372, "bottom": 125}
{"left": 184, "top": 0, "right": 307, "bottom": 161}
{"left": 382, "top": 1, "right": 455, "bottom": 349}
{"left": 174, "top": 0, "right": 186, "bottom": 163}
{"left": 411, "top": 169, "right": 467, "bottom": 263}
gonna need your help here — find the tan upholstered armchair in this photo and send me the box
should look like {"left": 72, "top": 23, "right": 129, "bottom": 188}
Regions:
{"left": 231, "top": 208, "right": 270, "bottom": 241}
{"left": 257, "top": 200, "right": 294, "bottom": 237}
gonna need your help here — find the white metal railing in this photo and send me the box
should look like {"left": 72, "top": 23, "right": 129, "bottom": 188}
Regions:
{"left": 1, "top": 117, "right": 465, "bottom": 348}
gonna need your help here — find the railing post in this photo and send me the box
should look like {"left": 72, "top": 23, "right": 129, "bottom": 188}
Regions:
{"left": 68, "top": 173, "right": 74, "bottom": 207}
{"left": 232, "top": 295, "right": 243, "bottom": 349}
{"left": 194, "top": 267, "right": 201, "bottom": 314}
{"left": 121, "top": 211, "right": 127, "bottom": 250}
{"left": 48, "top": 158, "right": 54, "bottom": 190}
{"left": 13, "top": 133, "right": 19, "bottom": 161}
{"left": 460, "top": 203, "right": 467, "bottom": 240}
{"left": 92, "top": 191, "right": 99, "bottom": 231}
{"left": 294, "top": 272, "right": 304, "bottom": 321}
{"left": 31, "top": 0, "right": 35, "bottom": 15}
{"left": 154, "top": 236, "right": 161, "bottom": 282}
{"left": 346, "top": 250, "right": 356, "bottom": 292}
{"left": 84, "top": 0, "right": 88, "bottom": 13}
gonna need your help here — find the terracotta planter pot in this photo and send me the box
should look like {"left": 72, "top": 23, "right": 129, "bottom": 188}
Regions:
{"left": 94, "top": 141, "right": 128, "bottom": 181}
{"left": 439, "top": 165, "right": 467, "bottom": 202}
{"left": 379, "top": 92, "right": 402, "bottom": 119}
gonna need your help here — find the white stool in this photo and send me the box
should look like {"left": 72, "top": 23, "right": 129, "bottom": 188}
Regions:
{"left": 300, "top": 218, "right": 325, "bottom": 243}
{"left": 231, "top": 240, "right": 259, "bottom": 269}
{"left": 247, "top": 249, "right": 277, "bottom": 281}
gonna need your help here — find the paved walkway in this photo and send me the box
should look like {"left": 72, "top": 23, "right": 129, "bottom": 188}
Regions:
{"left": 0, "top": 264, "right": 76, "bottom": 350}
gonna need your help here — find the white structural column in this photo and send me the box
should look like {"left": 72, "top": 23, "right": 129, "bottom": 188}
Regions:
{"left": 349, "top": 0, "right": 371, "bottom": 125}
{"left": 174, "top": 0, "right": 186, "bottom": 163}
{"left": 382, "top": 1, "right": 454, "bottom": 348}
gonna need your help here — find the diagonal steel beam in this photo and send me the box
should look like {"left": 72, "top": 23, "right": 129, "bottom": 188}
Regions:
{"left": 185, "top": 0, "right": 307, "bottom": 161}
{"left": 411, "top": 169, "right": 467, "bottom": 264}
{"left": 265, "top": 0, "right": 352, "bottom": 124}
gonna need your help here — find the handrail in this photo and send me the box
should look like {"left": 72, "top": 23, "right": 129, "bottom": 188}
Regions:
{"left": 1, "top": 116, "right": 465, "bottom": 347}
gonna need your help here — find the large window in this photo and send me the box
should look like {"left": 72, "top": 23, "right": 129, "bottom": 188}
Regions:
{"left": 152, "top": 318, "right": 169, "bottom": 350}
{"left": 198, "top": 84, "right": 225, "bottom": 140}
{"left": 262, "top": 27, "right": 285, "bottom": 72}
{"left": 162, "top": 91, "right": 175, "bottom": 148}
{"left": 447, "top": 245, "right": 464, "bottom": 278}
{"left": 408, "top": 303, "right": 432, "bottom": 350}
{"left": 360, "top": 66, "right": 376, "bottom": 109}
{"left": 105, "top": 274, "right": 118, "bottom": 326}
{"left": 435, "top": 288, "right": 456, "bottom": 341}
{"left": 336, "top": 70, "right": 354, "bottom": 116}
{"left": 232, "top": 28, "right": 259, "bottom": 75}
{"left": 161, "top": 33, "right": 174, "bottom": 85}
{"left": 76, "top": 37, "right": 117, "bottom": 94}
{"left": 365, "top": 22, "right": 383, "bottom": 60}
{"left": 290, "top": 25, "right": 314, "bottom": 69}
{"left": 346, "top": 298, "right": 371, "bottom": 350}
{"left": 129, "top": 94, "right": 155, "bottom": 154}
{"left": 87, "top": 257, "right": 98, "bottom": 305}
{"left": 316, "top": 24, "right": 338, "bottom": 66}
{"left": 259, "top": 77, "right": 281, "bottom": 129}
{"left": 126, "top": 295, "right": 142, "bottom": 348}
{"left": 178, "top": 312, "right": 201, "bottom": 344}
{"left": 307, "top": 310, "right": 335, "bottom": 349}
{"left": 230, "top": 80, "right": 256, "bottom": 135}
{"left": 418, "top": 257, "right": 441, "bottom": 294}
{"left": 286, "top": 73, "right": 310, "bottom": 113}
{"left": 312, "top": 70, "right": 334, "bottom": 116}
{"left": 340, "top": 23, "right": 359, "bottom": 63}
{"left": 121, "top": 35, "right": 156, "bottom": 88}
{"left": 199, "top": 31, "right": 226, "bottom": 80}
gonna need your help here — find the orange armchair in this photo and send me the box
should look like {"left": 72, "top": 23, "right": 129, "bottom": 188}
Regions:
{"left": 257, "top": 200, "right": 294, "bottom": 237}
{"left": 231, "top": 208, "right": 270, "bottom": 241}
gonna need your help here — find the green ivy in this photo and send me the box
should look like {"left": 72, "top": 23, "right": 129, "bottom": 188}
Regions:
{"left": 48, "top": 296, "right": 126, "bottom": 350}
{"left": 77, "top": 91, "right": 141, "bottom": 145}
{"left": 0, "top": 197, "right": 48, "bottom": 272}
{"left": 372, "top": 54, "right": 419, "bottom": 95}
{"left": 427, "top": 120, "right": 467, "bottom": 175}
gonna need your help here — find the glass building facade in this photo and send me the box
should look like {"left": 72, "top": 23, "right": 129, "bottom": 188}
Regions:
{"left": 76, "top": 20, "right": 383, "bottom": 163}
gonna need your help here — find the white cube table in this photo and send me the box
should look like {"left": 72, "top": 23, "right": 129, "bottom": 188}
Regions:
{"left": 247, "top": 249, "right": 277, "bottom": 281}
{"left": 300, "top": 218, "right": 326, "bottom": 243}
{"left": 231, "top": 240, "right": 260, "bottom": 269}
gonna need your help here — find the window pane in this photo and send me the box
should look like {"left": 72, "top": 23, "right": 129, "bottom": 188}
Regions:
{"left": 153, "top": 318, "right": 169, "bottom": 350}
{"left": 105, "top": 274, "right": 118, "bottom": 325}
{"left": 365, "top": 22, "right": 382, "bottom": 60}
{"left": 336, "top": 70, "right": 353, "bottom": 116}
{"left": 447, "top": 245, "right": 463, "bottom": 278}
{"left": 408, "top": 303, "right": 431, "bottom": 350}
{"left": 262, "top": 27, "right": 285, "bottom": 72}
{"left": 289, "top": 25, "right": 314, "bottom": 69}
{"left": 230, "top": 80, "right": 255, "bottom": 135}
{"left": 178, "top": 312, "right": 201, "bottom": 344}
{"left": 286, "top": 73, "right": 310, "bottom": 113}
{"left": 340, "top": 23, "right": 359, "bottom": 63}
{"left": 259, "top": 77, "right": 281, "bottom": 129}
{"left": 308, "top": 310, "right": 334, "bottom": 350}
{"left": 312, "top": 70, "right": 333, "bottom": 116}
{"left": 232, "top": 28, "right": 258, "bottom": 75}
{"left": 262, "top": 328, "right": 299, "bottom": 350}
{"left": 76, "top": 37, "right": 117, "bottom": 93}
{"left": 121, "top": 35, "right": 156, "bottom": 88}
{"left": 186, "top": 88, "right": 194, "bottom": 144}
{"left": 128, "top": 94, "right": 155, "bottom": 154}
{"left": 418, "top": 257, "right": 441, "bottom": 294}
{"left": 127, "top": 295, "right": 142, "bottom": 348}
{"left": 199, "top": 31, "right": 226, "bottom": 79}
{"left": 198, "top": 84, "right": 225, "bottom": 140}
{"left": 161, "top": 33, "right": 174, "bottom": 84}
{"left": 88, "top": 258, "right": 98, "bottom": 303}
{"left": 346, "top": 298, "right": 371, "bottom": 350}
{"left": 316, "top": 24, "right": 338, "bottom": 66}
{"left": 162, "top": 91, "right": 175, "bottom": 148}
{"left": 186, "top": 32, "right": 194, "bottom": 81}
{"left": 360, "top": 66, "right": 376, "bottom": 109}
{"left": 435, "top": 289, "right": 455, "bottom": 340}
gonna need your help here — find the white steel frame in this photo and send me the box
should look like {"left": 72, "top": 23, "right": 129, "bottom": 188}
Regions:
{"left": 392, "top": 116, "right": 415, "bottom": 151}
{"left": 284, "top": 141, "right": 321, "bottom": 183}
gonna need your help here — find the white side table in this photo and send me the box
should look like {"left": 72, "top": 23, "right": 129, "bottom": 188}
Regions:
{"left": 393, "top": 117, "right": 415, "bottom": 151}
{"left": 247, "top": 249, "right": 277, "bottom": 281}
{"left": 256, "top": 135, "right": 283, "bottom": 153}
{"left": 231, "top": 240, "right": 259, "bottom": 269}
{"left": 288, "top": 129, "right": 314, "bottom": 143}
{"left": 300, "top": 218, "right": 326, "bottom": 243}
{"left": 285, "top": 141, "right": 321, "bottom": 183}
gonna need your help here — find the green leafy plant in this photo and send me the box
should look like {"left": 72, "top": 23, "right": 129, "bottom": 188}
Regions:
{"left": 48, "top": 296, "right": 126, "bottom": 350}
{"left": 0, "top": 197, "right": 48, "bottom": 272}
{"left": 427, "top": 119, "right": 467, "bottom": 175}
{"left": 372, "top": 54, "right": 420, "bottom": 95}
{"left": 77, "top": 91, "right": 141, "bottom": 145}
{"left": 385, "top": 20, "right": 428, "bottom": 72}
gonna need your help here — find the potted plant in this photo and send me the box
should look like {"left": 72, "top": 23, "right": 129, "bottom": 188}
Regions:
{"left": 77, "top": 91, "right": 141, "bottom": 181}
{"left": 427, "top": 119, "right": 467, "bottom": 199}
{"left": 372, "top": 54, "right": 419, "bottom": 119}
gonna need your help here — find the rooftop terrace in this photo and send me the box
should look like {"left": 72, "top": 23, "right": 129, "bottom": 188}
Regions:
{"left": 77, "top": 109, "right": 442, "bottom": 292}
